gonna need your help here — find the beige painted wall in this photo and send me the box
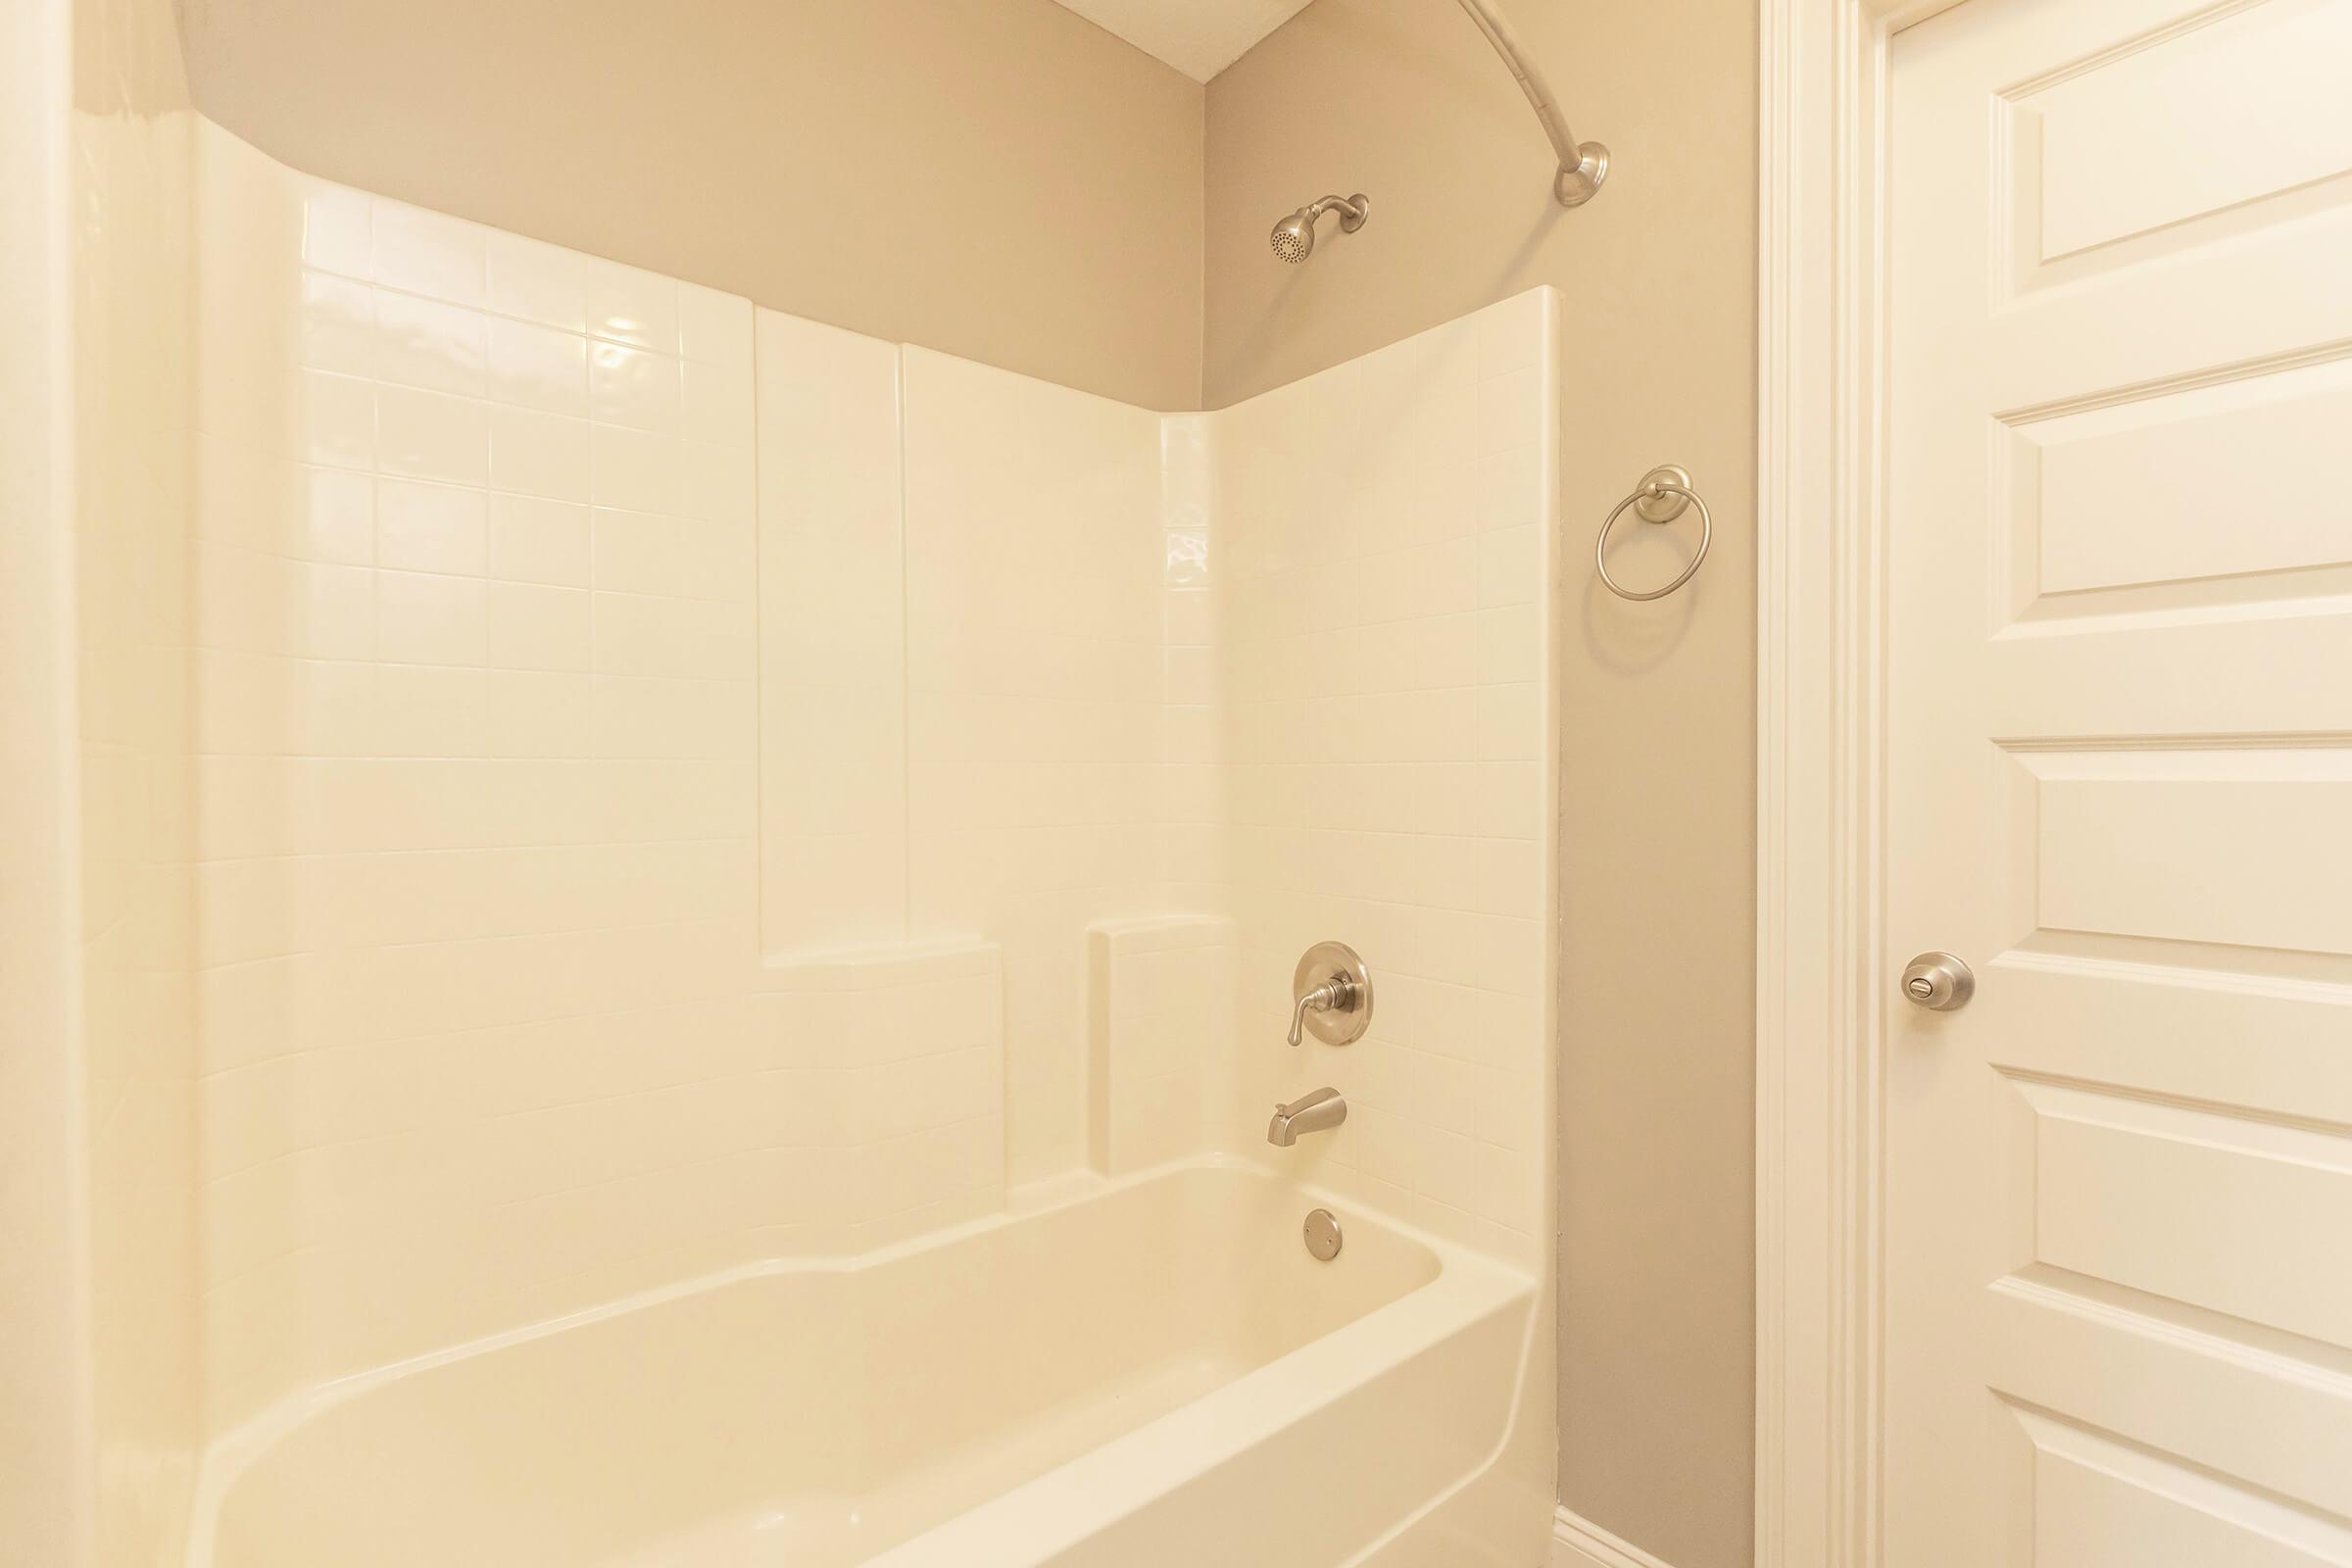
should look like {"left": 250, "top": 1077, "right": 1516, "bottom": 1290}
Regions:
{"left": 174, "top": 0, "right": 1205, "bottom": 412}
{"left": 1204, "top": 4, "right": 1757, "bottom": 1565}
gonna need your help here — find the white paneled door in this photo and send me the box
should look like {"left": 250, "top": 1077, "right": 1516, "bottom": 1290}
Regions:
{"left": 1884, "top": 0, "right": 2352, "bottom": 1561}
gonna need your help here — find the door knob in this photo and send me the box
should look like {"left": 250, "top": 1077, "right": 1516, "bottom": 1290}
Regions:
{"left": 1900, "top": 952, "right": 1974, "bottom": 1011}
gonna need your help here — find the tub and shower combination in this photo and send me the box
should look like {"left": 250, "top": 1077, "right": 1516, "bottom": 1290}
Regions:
{"left": 44, "top": 5, "right": 1566, "bottom": 1559}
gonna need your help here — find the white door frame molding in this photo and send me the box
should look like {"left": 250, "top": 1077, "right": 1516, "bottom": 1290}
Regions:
{"left": 1751, "top": 1, "right": 1959, "bottom": 1564}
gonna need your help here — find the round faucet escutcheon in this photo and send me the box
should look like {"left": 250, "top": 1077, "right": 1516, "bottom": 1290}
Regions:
{"left": 1288, "top": 941, "right": 1373, "bottom": 1047}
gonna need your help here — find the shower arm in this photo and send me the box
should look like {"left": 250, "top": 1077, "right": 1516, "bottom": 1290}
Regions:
{"left": 1454, "top": 0, "right": 1609, "bottom": 207}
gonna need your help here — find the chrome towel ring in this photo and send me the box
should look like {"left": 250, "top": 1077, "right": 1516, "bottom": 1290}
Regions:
{"left": 1596, "top": 465, "right": 1712, "bottom": 602}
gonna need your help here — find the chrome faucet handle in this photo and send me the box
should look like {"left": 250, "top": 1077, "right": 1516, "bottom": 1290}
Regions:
{"left": 1287, "top": 943, "right": 1373, "bottom": 1047}
{"left": 1287, "top": 980, "right": 1345, "bottom": 1047}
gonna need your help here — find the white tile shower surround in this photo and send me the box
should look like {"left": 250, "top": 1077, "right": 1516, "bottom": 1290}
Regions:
{"left": 1207, "top": 305, "right": 1557, "bottom": 1263}
{"left": 176, "top": 119, "right": 1558, "bottom": 1561}
{"left": 191, "top": 129, "right": 1007, "bottom": 1426}
{"left": 757, "top": 316, "right": 1172, "bottom": 1188}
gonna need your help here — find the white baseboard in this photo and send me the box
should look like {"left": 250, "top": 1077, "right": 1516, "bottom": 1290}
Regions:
{"left": 1550, "top": 1505, "right": 1678, "bottom": 1568}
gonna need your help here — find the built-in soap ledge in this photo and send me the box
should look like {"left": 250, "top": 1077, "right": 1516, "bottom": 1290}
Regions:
{"left": 1087, "top": 916, "right": 1237, "bottom": 1176}
{"left": 756, "top": 935, "right": 1000, "bottom": 992}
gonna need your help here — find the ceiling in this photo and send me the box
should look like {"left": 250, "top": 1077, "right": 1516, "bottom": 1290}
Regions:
{"left": 1048, "top": 0, "right": 1316, "bottom": 81}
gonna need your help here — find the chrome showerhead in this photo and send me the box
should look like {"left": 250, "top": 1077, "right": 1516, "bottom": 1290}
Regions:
{"left": 1270, "top": 210, "right": 1317, "bottom": 264}
{"left": 1269, "top": 193, "right": 1369, "bottom": 264}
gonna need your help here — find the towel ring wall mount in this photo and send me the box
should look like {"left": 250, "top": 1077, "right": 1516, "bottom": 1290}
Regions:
{"left": 1596, "top": 465, "right": 1713, "bottom": 602}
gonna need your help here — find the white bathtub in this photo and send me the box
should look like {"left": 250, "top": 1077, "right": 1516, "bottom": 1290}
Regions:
{"left": 185, "top": 1160, "right": 1545, "bottom": 1567}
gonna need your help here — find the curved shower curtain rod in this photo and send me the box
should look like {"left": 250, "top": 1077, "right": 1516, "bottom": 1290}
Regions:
{"left": 1455, "top": 0, "right": 1608, "bottom": 207}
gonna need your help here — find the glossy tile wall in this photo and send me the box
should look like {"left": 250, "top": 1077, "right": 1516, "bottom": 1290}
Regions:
{"left": 1160, "top": 412, "right": 1222, "bottom": 916}
{"left": 900, "top": 349, "right": 1172, "bottom": 1183}
{"left": 1205, "top": 291, "right": 1560, "bottom": 1264}
{"left": 187, "top": 125, "right": 1006, "bottom": 1428}
{"left": 753, "top": 320, "right": 1176, "bottom": 1184}
{"left": 755, "top": 313, "right": 908, "bottom": 952}
{"left": 71, "top": 0, "right": 201, "bottom": 1555}
{"left": 749, "top": 941, "right": 1007, "bottom": 1248}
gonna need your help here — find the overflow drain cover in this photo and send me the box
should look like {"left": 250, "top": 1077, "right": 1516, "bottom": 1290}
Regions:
{"left": 1303, "top": 1207, "right": 1344, "bottom": 1262}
